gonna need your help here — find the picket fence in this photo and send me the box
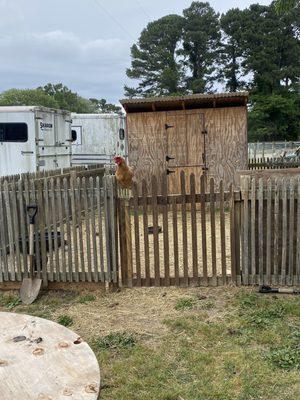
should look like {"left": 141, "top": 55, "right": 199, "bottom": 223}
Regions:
{"left": 0, "top": 170, "right": 299, "bottom": 288}
{"left": 0, "top": 168, "right": 117, "bottom": 285}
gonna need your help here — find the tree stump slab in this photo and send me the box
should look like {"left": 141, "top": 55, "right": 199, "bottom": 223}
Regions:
{"left": 0, "top": 312, "right": 100, "bottom": 400}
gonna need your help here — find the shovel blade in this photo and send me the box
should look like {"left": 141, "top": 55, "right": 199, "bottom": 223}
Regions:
{"left": 20, "top": 278, "right": 42, "bottom": 305}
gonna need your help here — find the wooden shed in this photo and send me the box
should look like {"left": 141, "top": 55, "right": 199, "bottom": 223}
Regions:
{"left": 121, "top": 92, "right": 248, "bottom": 194}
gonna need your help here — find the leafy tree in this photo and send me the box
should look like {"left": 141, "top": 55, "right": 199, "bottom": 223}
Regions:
{"left": 248, "top": 91, "right": 300, "bottom": 141}
{"left": 0, "top": 88, "right": 59, "bottom": 108}
{"left": 89, "top": 98, "right": 122, "bottom": 114}
{"left": 125, "top": 14, "right": 185, "bottom": 97}
{"left": 219, "top": 8, "right": 245, "bottom": 92}
{"left": 39, "top": 83, "right": 95, "bottom": 113}
{"left": 181, "top": 1, "right": 220, "bottom": 93}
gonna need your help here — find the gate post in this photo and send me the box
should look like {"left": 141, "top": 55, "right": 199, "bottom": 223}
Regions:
{"left": 230, "top": 184, "right": 242, "bottom": 285}
{"left": 117, "top": 196, "right": 133, "bottom": 288}
{"left": 103, "top": 175, "right": 118, "bottom": 287}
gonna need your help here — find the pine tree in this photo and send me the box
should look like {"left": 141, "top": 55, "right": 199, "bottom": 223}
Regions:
{"left": 181, "top": 1, "right": 220, "bottom": 93}
{"left": 241, "top": 4, "right": 300, "bottom": 94}
{"left": 124, "top": 15, "right": 185, "bottom": 97}
{"left": 218, "top": 8, "right": 245, "bottom": 92}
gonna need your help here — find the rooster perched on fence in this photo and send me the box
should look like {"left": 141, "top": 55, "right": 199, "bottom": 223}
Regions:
{"left": 114, "top": 156, "right": 134, "bottom": 189}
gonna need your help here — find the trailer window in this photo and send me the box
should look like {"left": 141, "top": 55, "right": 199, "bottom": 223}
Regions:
{"left": 71, "top": 130, "right": 77, "bottom": 142}
{"left": 0, "top": 123, "right": 28, "bottom": 142}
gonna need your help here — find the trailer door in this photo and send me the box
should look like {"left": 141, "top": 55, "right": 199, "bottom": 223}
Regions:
{"left": 36, "top": 110, "right": 58, "bottom": 170}
{"left": 55, "top": 113, "right": 72, "bottom": 170}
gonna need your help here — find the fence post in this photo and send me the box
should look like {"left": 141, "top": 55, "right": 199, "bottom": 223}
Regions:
{"left": 241, "top": 176, "right": 250, "bottom": 285}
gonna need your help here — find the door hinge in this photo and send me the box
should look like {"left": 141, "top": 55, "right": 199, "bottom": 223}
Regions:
{"left": 165, "top": 124, "right": 174, "bottom": 130}
{"left": 166, "top": 169, "right": 175, "bottom": 175}
{"left": 166, "top": 155, "right": 175, "bottom": 162}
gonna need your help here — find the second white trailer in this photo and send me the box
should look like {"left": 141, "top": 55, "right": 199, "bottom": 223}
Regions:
{"left": 71, "top": 113, "right": 126, "bottom": 166}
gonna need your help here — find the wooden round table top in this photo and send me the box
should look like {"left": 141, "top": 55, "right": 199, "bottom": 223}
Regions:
{"left": 0, "top": 312, "right": 100, "bottom": 400}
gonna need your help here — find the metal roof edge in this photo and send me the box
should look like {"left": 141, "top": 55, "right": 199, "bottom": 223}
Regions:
{"left": 120, "top": 91, "right": 249, "bottom": 106}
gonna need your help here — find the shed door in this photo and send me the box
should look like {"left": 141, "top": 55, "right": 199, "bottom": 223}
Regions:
{"left": 166, "top": 112, "right": 205, "bottom": 194}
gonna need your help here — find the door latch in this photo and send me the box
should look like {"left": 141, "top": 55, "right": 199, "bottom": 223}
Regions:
{"left": 165, "top": 124, "right": 174, "bottom": 130}
{"left": 166, "top": 169, "right": 175, "bottom": 175}
{"left": 166, "top": 155, "right": 175, "bottom": 162}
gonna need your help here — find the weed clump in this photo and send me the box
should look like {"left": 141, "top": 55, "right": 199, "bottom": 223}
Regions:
{"left": 78, "top": 294, "right": 96, "bottom": 304}
{"left": 175, "top": 297, "right": 197, "bottom": 311}
{"left": 95, "top": 332, "right": 136, "bottom": 350}
{"left": 0, "top": 293, "right": 21, "bottom": 309}
{"left": 57, "top": 315, "right": 73, "bottom": 327}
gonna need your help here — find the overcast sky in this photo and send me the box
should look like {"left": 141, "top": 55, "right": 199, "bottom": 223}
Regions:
{"left": 0, "top": 0, "right": 271, "bottom": 103}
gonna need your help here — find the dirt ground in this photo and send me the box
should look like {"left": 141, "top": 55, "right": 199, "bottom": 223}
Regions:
{"left": 131, "top": 210, "right": 232, "bottom": 279}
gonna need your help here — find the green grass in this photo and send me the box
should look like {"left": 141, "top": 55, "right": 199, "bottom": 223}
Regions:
{"left": 97, "top": 291, "right": 300, "bottom": 400}
{"left": 57, "top": 314, "right": 73, "bottom": 327}
{"left": 0, "top": 293, "right": 21, "bottom": 309}
{"left": 174, "top": 297, "right": 197, "bottom": 311}
{"left": 78, "top": 294, "right": 96, "bottom": 304}
{"left": 1, "top": 288, "right": 300, "bottom": 399}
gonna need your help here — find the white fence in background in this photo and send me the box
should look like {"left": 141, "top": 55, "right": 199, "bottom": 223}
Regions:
{"left": 248, "top": 141, "right": 300, "bottom": 159}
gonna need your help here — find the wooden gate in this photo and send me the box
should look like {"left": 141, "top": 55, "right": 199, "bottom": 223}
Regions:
{"left": 118, "top": 172, "right": 241, "bottom": 287}
{"left": 240, "top": 175, "right": 300, "bottom": 285}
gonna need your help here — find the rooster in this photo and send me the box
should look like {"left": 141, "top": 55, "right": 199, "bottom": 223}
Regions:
{"left": 114, "top": 156, "right": 134, "bottom": 189}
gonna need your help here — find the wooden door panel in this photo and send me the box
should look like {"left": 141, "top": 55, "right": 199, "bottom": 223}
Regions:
{"left": 166, "top": 111, "right": 205, "bottom": 194}
{"left": 166, "top": 114, "right": 187, "bottom": 166}
{"left": 186, "top": 113, "right": 205, "bottom": 166}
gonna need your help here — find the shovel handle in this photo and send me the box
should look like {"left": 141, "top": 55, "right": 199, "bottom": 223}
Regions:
{"left": 27, "top": 204, "right": 38, "bottom": 225}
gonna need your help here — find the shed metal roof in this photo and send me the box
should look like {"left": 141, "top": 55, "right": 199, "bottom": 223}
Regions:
{"left": 120, "top": 91, "right": 249, "bottom": 113}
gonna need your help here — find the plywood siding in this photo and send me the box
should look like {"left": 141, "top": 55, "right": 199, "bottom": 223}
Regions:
{"left": 204, "top": 107, "right": 248, "bottom": 188}
{"left": 126, "top": 106, "right": 248, "bottom": 193}
{"left": 127, "top": 112, "right": 167, "bottom": 191}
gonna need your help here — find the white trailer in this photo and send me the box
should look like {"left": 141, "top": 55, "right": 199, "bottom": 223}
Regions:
{"left": 71, "top": 113, "right": 126, "bottom": 166}
{"left": 0, "top": 106, "right": 72, "bottom": 176}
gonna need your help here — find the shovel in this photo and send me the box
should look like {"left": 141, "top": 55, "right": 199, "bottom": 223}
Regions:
{"left": 259, "top": 285, "right": 300, "bottom": 295}
{"left": 20, "top": 205, "right": 42, "bottom": 305}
